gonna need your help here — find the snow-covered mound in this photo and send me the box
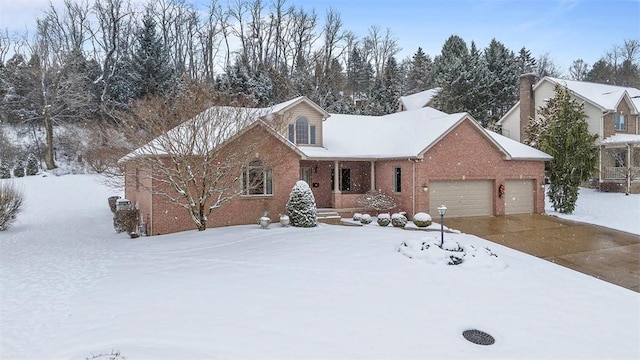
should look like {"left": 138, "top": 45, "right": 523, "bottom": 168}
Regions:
{"left": 397, "top": 237, "right": 508, "bottom": 269}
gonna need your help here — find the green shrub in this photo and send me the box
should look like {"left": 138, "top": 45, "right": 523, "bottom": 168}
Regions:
{"left": 0, "top": 161, "right": 10, "bottom": 179}
{"left": 391, "top": 213, "right": 407, "bottom": 228}
{"left": 26, "top": 153, "right": 39, "bottom": 176}
{"left": 413, "top": 212, "right": 432, "bottom": 227}
{"left": 13, "top": 159, "right": 25, "bottom": 178}
{"left": 377, "top": 213, "right": 391, "bottom": 226}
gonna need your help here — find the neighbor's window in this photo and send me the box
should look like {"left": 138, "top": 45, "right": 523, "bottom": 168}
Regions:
{"left": 394, "top": 167, "right": 402, "bottom": 192}
{"left": 614, "top": 114, "right": 626, "bottom": 131}
{"left": 242, "top": 160, "right": 273, "bottom": 195}
{"left": 296, "top": 116, "right": 309, "bottom": 144}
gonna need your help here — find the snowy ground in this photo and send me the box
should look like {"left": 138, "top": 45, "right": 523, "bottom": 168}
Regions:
{"left": 1, "top": 174, "right": 638, "bottom": 359}
{"left": 544, "top": 186, "right": 640, "bottom": 235}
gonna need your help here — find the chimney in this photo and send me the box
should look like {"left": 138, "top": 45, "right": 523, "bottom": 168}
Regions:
{"left": 519, "top": 73, "right": 536, "bottom": 143}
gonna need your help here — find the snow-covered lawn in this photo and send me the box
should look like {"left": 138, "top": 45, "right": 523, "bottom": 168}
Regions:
{"left": 545, "top": 186, "right": 640, "bottom": 235}
{"left": 1, "top": 174, "right": 638, "bottom": 359}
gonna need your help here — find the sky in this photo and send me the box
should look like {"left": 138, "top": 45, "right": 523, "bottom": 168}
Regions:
{"left": 2, "top": 0, "right": 639, "bottom": 74}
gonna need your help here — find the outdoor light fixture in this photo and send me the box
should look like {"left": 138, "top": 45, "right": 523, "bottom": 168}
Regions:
{"left": 437, "top": 204, "right": 447, "bottom": 248}
{"left": 422, "top": 183, "right": 428, "bottom": 192}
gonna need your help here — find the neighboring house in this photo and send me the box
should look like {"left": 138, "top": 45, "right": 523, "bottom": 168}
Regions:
{"left": 398, "top": 88, "right": 441, "bottom": 112}
{"left": 498, "top": 75, "right": 640, "bottom": 193}
{"left": 123, "top": 96, "right": 551, "bottom": 236}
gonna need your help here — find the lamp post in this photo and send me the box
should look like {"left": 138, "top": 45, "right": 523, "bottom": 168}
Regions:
{"left": 437, "top": 205, "right": 447, "bottom": 248}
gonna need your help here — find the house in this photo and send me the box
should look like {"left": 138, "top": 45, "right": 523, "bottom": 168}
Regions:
{"left": 397, "top": 88, "right": 441, "bottom": 112}
{"left": 122, "top": 96, "right": 551, "bottom": 236}
{"left": 498, "top": 75, "right": 640, "bottom": 193}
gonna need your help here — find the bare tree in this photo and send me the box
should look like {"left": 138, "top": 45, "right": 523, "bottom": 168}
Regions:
{"left": 535, "top": 52, "right": 563, "bottom": 78}
{"left": 568, "top": 59, "right": 589, "bottom": 80}
{"left": 118, "top": 82, "right": 289, "bottom": 231}
{"left": 364, "top": 25, "right": 400, "bottom": 78}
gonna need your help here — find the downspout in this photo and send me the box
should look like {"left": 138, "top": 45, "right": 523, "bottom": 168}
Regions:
{"left": 411, "top": 159, "right": 416, "bottom": 216}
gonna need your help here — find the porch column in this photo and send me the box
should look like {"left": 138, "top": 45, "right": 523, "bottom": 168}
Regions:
{"left": 333, "top": 161, "right": 340, "bottom": 193}
{"left": 370, "top": 161, "right": 376, "bottom": 191}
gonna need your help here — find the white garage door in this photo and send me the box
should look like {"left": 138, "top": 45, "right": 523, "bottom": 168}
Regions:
{"left": 505, "top": 180, "right": 534, "bottom": 215}
{"left": 429, "top": 180, "right": 493, "bottom": 218}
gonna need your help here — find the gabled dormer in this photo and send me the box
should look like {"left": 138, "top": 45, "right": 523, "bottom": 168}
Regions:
{"left": 604, "top": 92, "right": 639, "bottom": 137}
{"left": 266, "top": 96, "right": 329, "bottom": 147}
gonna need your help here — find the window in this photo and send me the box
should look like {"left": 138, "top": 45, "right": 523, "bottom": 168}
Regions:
{"left": 288, "top": 124, "right": 295, "bottom": 142}
{"left": 394, "top": 167, "right": 401, "bottom": 192}
{"left": 310, "top": 125, "right": 316, "bottom": 145}
{"left": 296, "top": 117, "right": 309, "bottom": 144}
{"left": 300, "top": 167, "right": 311, "bottom": 184}
{"left": 614, "top": 114, "right": 626, "bottom": 131}
{"left": 330, "top": 168, "right": 351, "bottom": 191}
{"left": 341, "top": 168, "right": 351, "bottom": 191}
{"left": 242, "top": 160, "right": 273, "bottom": 195}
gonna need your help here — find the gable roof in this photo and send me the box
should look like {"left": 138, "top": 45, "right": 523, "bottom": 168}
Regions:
{"left": 298, "top": 106, "right": 551, "bottom": 161}
{"left": 399, "top": 88, "right": 441, "bottom": 111}
{"left": 541, "top": 77, "right": 640, "bottom": 113}
{"left": 119, "top": 97, "right": 319, "bottom": 163}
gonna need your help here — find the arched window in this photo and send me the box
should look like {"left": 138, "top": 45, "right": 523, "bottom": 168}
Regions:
{"left": 242, "top": 160, "right": 273, "bottom": 195}
{"left": 295, "top": 117, "right": 309, "bottom": 144}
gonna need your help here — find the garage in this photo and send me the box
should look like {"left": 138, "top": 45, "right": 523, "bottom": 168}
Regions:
{"left": 429, "top": 180, "right": 493, "bottom": 217}
{"left": 504, "top": 179, "right": 534, "bottom": 214}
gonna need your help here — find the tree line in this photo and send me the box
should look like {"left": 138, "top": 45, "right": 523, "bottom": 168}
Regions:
{"left": 0, "top": 0, "right": 639, "bottom": 169}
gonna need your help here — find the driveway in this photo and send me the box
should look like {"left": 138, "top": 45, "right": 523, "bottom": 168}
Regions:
{"left": 444, "top": 214, "right": 640, "bottom": 292}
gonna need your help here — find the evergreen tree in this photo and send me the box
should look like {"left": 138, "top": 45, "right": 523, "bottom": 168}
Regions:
{"left": 464, "top": 42, "right": 491, "bottom": 126}
{"left": 432, "top": 35, "right": 470, "bottom": 114}
{"left": 286, "top": 180, "right": 317, "bottom": 227}
{"left": 26, "top": 153, "right": 39, "bottom": 176}
{"left": 405, "top": 47, "right": 433, "bottom": 94}
{"left": 13, "top": 159, "right": 25, "bottom": 178}
{"left": 516, "top": 47, "right": 536, "bottom": 75}
{"left": 346, "top": 47, "right": 373, "bottom": 105}
{"left": 130, "top": 11, "right": 176, "bottom": 99}
{"left": 365, "top": 56, "right": 401, "bottom": 115}
{"left": 484, "top": 39, "right": 519, "bottom": 126}
{"left": 538, "top": 84, "right": 598, "bottom": 214}
{"left": 0, "top": 161, "right": 10, "bottom": 179}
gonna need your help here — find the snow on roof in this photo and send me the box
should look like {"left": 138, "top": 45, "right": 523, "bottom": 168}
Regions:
{"left": 299, "top": 107, "right": 551, "bottom": 161}
{"left": 599, "top": 133, "right": 640, "bottom": 145}
{"left": 545, "top": 77, "right": 640, "bottom": 112}
{"left": 486, "top": 131, "right": 553, "bottom": 160}
{"left": 399, "top": 88, "right": 441, "bottom": 111}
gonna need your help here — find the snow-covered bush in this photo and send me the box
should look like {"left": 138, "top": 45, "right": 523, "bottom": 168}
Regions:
{"left": 13, "top": 159, "right": 25, "bottom": 178}
{"left": 0, "top": 181, "right": 23, "bottom": 231}
{"left": 354, "top": 190, "right": 397, "bottom": 211}
{"left": 286, "top": 180, "right": 317, "bottom": 227}
{"left": 396, "top": 238, "right": 507, "bottom": 269}
{"left": 391, "top": 213, "right": 407, "bottom": 228}
{"left": 413, "top": 212, "right": 432, "bottom": 227}
{"left": 353, "top": 213, "right": 362, "bottom": 221}
{"left": 377, "top": 213, "right": 391, "bottom": 226}
{"left": 0, "top": 161, "right": 11, "bottom": 179}
{"left": 360, "top": 214, "right": 372, "bottom": 224}
{"left": 25, "top": 153, "right": 39, "bottom": 176}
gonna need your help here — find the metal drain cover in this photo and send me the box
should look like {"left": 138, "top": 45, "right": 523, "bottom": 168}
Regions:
{"left": 462, "top": 329, "right": 495, "bottom": 345}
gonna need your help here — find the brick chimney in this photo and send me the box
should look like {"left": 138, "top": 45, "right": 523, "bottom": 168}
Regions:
{"left": 519, "top": 73, "right": 536, "bottom": 143}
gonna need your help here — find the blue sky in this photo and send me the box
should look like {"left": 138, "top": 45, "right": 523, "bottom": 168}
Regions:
{"left": 2, "top": 0, "right": 639, "bottom": 74}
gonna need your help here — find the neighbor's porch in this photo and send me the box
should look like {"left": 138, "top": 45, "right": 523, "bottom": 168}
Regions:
{"left": 599, "top": 142, "right": 640, "bottom": 193}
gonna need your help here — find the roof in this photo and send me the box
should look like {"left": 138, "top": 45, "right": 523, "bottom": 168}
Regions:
{"left": 542, "top": 77, "right": 640, "bottom": 113}
{"left": 399, "top": 88, "right": 441, "bottom": 111}
{"left": 119, "top": 97, "right": 321, "bottom": 163}
{"left": 299, "top": 106, "right": 551, "bottom": 161}
{"left": 599, "top": 133, "right": 640, "bottom": 146}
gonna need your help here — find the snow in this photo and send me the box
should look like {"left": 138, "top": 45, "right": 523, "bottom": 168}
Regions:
{"left": 398, "top": 87, "right": 441, "bottom": 111}
{"left": 599, "top": 133, "right": 640, "bottom": 145}
{"left": 413, "top": 212, "right": 432, "bottom": 222}
{"left": 545, "top": 77, "right": 640, "bottom": 111}
{"left": 545, "top": 186, "right": 640, "bottom": 235}
{"left": 1, "top": 174, "right": 639, "bottom": 359}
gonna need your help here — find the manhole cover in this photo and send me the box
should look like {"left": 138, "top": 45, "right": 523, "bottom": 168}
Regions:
{"left": 462, "top": 329, "right": 495, "bottom": 345}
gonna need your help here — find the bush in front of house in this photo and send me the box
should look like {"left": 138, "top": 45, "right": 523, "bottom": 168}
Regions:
{"left": 113, "top": 208, "right": 139, "bottom": 236}
{"left": 0, "top": 181, "right": 23, "bottom": 231}
{"left": 377, "top": 213, "right": 391, "bottom": 226}
{"left": 286, "top": 180, "right": 317, "bottom": 227}
{"left": 13, "top": 159, "right": 25, "bottom": 178}
{"left": 599, "top": 182, "right": 622, "bottom": 193}
{"left": 391, "top": 213, "right": 407, "bottom": 228}
{"left": 353, "top": 213, "right": 362, "bottom": 221}
{"left": 354, "top": 190, "right": 397, "bottom": 212}
{"left": 360, "top": 214, "right": 372, "bottom": 224}
{"left": 413, "top": 212, "right": 432, "bottom": 227}
{"left": 0, "top": 161, "right": 11, "bottom": 179}
{"left": 26, "top": 153, "right": 39, "bottom": 176}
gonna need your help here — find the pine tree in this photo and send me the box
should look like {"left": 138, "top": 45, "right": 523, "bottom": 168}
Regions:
{"left": 484, "top": 39, "right": 519, "bottom": 126}
{"left": 130, "top": 11, "right": 175, "bottom": 99}
{"left": 0, "top": 161, "right": 11, "bottom": 179}
{"left": 464, "top": 42, "right": 491, "bottom": 126}
{"left": 516, "top": 47, "right": 536, "bottom": 75}
{"left": 539, "top": 84, "right": 598, "bottom": 214}
{"left": 13, "top": 159, "right": 25, "bottom": 178}
{"left": 286, "top": 180, "right": 317, "bottom": 227}
{"left": 405, "top": 47, "right": 433, "bottom": 94}
{"left": 432, "top": 35, "right": 470, "bottom": 114}
{"left": 26, "top": 153, "right": 39, "bottom": 176}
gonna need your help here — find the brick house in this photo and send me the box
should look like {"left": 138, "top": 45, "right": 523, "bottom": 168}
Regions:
{"left": 122, "top": 96, "right": 551, "bottom": 236}
{"left": 498, "top": 75, "right": 640, "bottom": 193}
